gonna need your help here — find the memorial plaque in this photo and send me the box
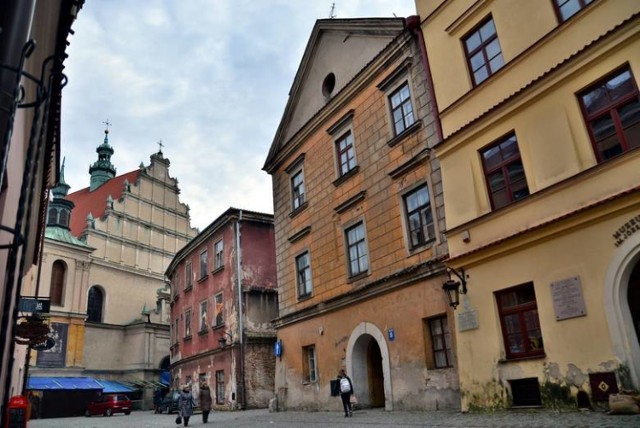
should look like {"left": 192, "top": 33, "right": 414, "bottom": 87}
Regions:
{"left": 457, "top": 309, "right": 479, "bottom": 332}
{"left": 550, "top": 276, "right": 586, "bottom": 321}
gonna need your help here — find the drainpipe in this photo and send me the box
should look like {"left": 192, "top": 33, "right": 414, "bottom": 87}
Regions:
{"left": 235, "top": 209, "right": 246, "bottom": 409}
{"left": 405, "top": 15, "right": 443, "bottom": 143}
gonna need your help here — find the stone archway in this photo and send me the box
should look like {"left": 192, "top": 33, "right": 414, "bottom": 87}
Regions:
{"left": 604, "top": 235, "right": 640, "bottom": 388}
{"left": 345, "top": 322, "right": 392, "bottom": 411}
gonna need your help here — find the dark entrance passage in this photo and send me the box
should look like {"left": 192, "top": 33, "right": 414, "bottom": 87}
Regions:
{"left": 352, "top": 333, "right": 385, "bottom": 408}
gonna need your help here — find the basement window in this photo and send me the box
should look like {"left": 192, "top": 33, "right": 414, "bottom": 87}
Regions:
{"left": 510, "top": 377, "right": 542, "bottom": 407}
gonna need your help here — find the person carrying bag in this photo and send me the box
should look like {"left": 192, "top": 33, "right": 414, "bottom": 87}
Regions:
{"left": 177, "top": 384, "right": 194, "bottom": 426}
{"left": 337, "top": 369, "right": 354, "bottom": 417}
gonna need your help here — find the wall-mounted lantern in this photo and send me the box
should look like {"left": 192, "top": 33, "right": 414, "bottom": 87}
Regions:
{"left": 218, "top": 331, "right": 233, "bottom": 348}
{"left": 442, "top": 267, "right": 467, "bottom": 310}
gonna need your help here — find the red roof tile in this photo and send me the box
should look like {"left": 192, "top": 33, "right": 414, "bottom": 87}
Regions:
{"left": 67, "top": 170, "right": 140, "bottom": 236}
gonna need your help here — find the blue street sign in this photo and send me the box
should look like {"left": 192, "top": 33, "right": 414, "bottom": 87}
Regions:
{"left": 18, "top": 297, "right": 50, "bottom": 313}
{"left": 388, "top": 328, "right": 395, "bottom": 341}
{"left": 274, "top": 340, "right": 282, "bottom": 357}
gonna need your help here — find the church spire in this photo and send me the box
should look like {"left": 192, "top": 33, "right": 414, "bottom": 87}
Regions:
{"left": 89, "top": 120, "right": 116, "bottom": 191}
{"left": 47, "top": 158, "right": 75, "bottom": 229}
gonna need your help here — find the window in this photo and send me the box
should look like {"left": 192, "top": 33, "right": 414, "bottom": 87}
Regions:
{"left": 50, "top": 260, "right": 66, "bottom": 306}
{"left": 59, "top": 210, "right": 69, "bottom": 227}
{"left": 496, "top": 283, "right": 544, "bottom": 359}
{"left": 87, "top": 286, "right": 104, "bottom": 323}
{"left": 199, "top": 300, "right": 208, "bottom": 332}
{"left": 428, "top": 316, "right": 453, "bottom": 368}
{"left": 481, "top": 133, "right": 529, "bottom": 210}
{"left": 553, "top": 0, "right": 594, "bottom": 22}
{"left": 403, "top": 185, "right": 435, "bottom": 249}
{"left": 345, "top": 222, "right": 368, "bottom": 277}
{"left": 291, "top": 169, "right": 306, "bottom": 211}
{"left": 214, "top": 293, "right": 224, "bottom": 327}
{"left": 296, "top": 251, "right": 312, "bottom": 298}
{"left": 389, "top": 82, "right": 415, "bottom": 135}
{"left": 184, "top": 309, "right": 192, "bottom": 338}
{"left": 185, "top": 262, "right": 192, "bottom": 289}
{"left": 335, "top": 131, "right": 357, "bottom": 176}
{"left": 303, "top": 345, "right": 318, "bottom": 383}
{"left": 579, "top": 67, "right": 640, "bottom": 162}
{"left": 199, "top": 250, "right": 208, "bottom": 279}
{"left": 463, "top": 17, "right": 504, "bottom": 86}
{"left": 173, "top": 318, "right": 179, "bottom": 343}
{"left": 215, "top": 371, "right": 225, "bottom": 404}
{"left": 47, "top": 208, "right": 57, "bottom": 225}
{"left": 214, "top": 240, "right": 224, "bottom": 270}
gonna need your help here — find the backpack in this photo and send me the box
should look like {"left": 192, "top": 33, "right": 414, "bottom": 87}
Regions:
{"left": 340, "top": 377, "right": 351, "bottom": 393}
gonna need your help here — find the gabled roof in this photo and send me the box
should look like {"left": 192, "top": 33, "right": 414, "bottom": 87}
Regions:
{"left": 263, "top": 17, "right": 406, "bottom": 172}
{"left": 67, "top": 170, "right": 140, "bottom": 236}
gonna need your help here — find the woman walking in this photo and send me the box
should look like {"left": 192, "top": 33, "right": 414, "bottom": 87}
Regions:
{"left": 199, "top": 382, "right": 212, "bottom": 423}
{"left": 178, "top": 384, "right": 194, "bottom": 427}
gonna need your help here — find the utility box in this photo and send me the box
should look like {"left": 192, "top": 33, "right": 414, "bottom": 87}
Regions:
{"left": 6, "top": 395, "right": 28, "bottom": 428}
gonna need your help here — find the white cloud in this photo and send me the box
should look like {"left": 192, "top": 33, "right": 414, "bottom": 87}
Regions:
{"left": 62, "top": 0, "right": 417, "bottom": 230}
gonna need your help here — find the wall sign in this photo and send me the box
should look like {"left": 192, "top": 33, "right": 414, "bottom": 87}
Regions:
{"left": 388, "top": 328, "right": 395, "bottom": 341}
{"left": 551, "top": 276, "right": 587, "bottom": 321}
{"left": 457, "top": 309, "right": 479, "bottom": 332}
{"left": 612, "top": 214, "right": 640, "bottom": 247}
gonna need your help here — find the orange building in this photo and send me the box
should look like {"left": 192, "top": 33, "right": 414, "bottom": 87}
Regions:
{"left": 263, "top": 17, "right": 459, "bottom": 411}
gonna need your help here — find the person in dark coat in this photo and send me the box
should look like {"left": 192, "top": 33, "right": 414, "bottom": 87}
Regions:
{"left": 153, "top": 388, "right": 162, "bottom": 413}
{"left": 178, "top": 385, "right": 194, "bottom": 427}
{"left": 337, "top": 369, "right": 354, "bottom": 417}
{"left": 199, "top": 382, "right": 213, "bottom": 423}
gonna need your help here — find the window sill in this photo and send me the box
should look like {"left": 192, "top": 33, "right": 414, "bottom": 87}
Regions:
{"left": 386, "top": 121, "right": 421, "bottom": 148}
{"left": 184, "top": 335, "right": 192, "bottom": 342}
{"left": 333, "top": 166, "right": 360, "bottom": 187}
{"left": 197, "top": 275, "right": 208, "bottom": 283}
{"left": 347, "top": 272, "right": 370, "bottom": 284}
{"left": 408, "top": 239, "right": 435, "bottom": 255}
{"left": 213, "top": 324, "right": 225, "bottom": 331}
{"left": 297, "top": 293, "right": 313, "bottom": 302}
{"left": 289, "top": 201, "right": 309, "bottom": 219}
{"left": 212, "top": 266, "right": 224, "bottom": 275}
{"left": 498, "top": 353, "right": 546, "bottom": 364}
{"left": 184, "top": 286, "right": 192, "bottom": 293}
{"left": 198, "top": 328, "right": 209, "bottom": 336}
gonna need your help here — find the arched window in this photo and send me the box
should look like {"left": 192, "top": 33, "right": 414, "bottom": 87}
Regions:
{"left": 47, "top": 208, "right": 58, "bottom": 225}
{"left": 59, "top": 210, "right": 69, "bottom": 227}
{"left": 87, "top": 286, "right": 104, "bottom": 323}
{"left": 50, "top": 260, "right": 66, "bottom": 306}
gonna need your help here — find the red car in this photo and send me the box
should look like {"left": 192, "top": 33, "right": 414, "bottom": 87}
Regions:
{"left": 85, "top": 394, "right": 132, "bottom": 416}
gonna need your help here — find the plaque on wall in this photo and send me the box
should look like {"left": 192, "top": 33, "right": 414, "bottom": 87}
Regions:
{"left": 457, "top": 309, "right": 479, "bottom": 332}
{"left": 550, "top": 276, "right": 587, "bottom": 321}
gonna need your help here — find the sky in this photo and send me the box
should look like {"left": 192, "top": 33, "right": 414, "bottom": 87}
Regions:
{"left": 61, "top": 0, "right": 417, "bottom": 231}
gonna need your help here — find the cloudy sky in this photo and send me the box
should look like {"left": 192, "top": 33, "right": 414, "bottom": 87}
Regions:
{"left": 61, "top": 1, "right": 417, "bottom": 230}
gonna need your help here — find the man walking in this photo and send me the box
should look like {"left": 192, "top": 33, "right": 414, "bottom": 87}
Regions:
{"left": 337, "top": 369, "right": 353, "bottom": 417}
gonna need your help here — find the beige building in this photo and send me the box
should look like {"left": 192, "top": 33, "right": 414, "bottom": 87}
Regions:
{"left": 417, "top": 0, "right": 640, "bottom": 410}
{"left": 264, "top": 17, "right": 458, "bottom": 412}
{"left": 27, "top": 129, "right": 197, "bottom": 414}
{"left": 0, "top": 0, "right": 83, "bottom": 420}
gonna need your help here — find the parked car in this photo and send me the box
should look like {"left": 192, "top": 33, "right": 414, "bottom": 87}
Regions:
{"left": 85, "top": 394, "right": 132, "bottom": 416}
{"left": 158, "top": 391, "right": 181, "bottom": 414}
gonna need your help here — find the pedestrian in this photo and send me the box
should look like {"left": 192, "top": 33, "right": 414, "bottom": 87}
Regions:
{"left": 337, "top": 369, "right": 353, "bottom": 417}
{"left": 199, "top": 382, "right": 212, "bottom": 423}
{"left": 153, "top": 388, "right": 162, "bottom": 414}
{"left": 178, "top": 384, "right": 195, "bottom": 427}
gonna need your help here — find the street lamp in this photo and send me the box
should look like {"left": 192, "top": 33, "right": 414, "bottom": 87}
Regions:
{"left": 442, "top": 267, "right": 467, "bottom": 309}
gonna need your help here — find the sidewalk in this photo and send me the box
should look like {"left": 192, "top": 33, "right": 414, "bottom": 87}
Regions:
{"left": 27, "top": 407, "right": 640, "bottom": 427}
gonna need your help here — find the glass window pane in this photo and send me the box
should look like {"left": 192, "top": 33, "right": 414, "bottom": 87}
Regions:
{"left": 607, "top": 70, "right": 633, "bottom": 102}
{"left": 489, "top": 53, "right": 504, "bottom": 73}
{"left": 470, "top": 51, "right": 486, "bottom": 72}
{"left": 559, "top": 0, "right": 581, "bottom": 21}
{"left": 591, "top": 114, "right": 617, "bottom": 141}
{"left": 479, "top": 19, "right": 496, "bottom": 41}
{"left": 465, "top": 32, "right": 481, "bottom": 52}
{"left": 582, "top": 87, "right": 609, "bottom": 115}
{"left": 485, "top": 39, "right": 501, "bottom": 60}
{"left": 474, "top": 66, "right": 489, "bottom": 85}
{"left": 619, "top": 99, "right": 640, "bottom": 128}
{"left": 488, "top": 171, "right": 505, "bottom": 192}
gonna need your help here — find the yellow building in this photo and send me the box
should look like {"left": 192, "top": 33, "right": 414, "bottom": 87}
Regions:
{"left": 417, "top": 0, "right": 640, "bottom": 410}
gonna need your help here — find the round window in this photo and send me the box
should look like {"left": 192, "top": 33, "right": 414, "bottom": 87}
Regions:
{"left": 322, "top": 73, "right": 336, "bottom": 97}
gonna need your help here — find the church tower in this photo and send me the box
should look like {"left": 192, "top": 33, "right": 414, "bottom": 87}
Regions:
{"left": 88, "top": 125, "right": 116, "bottom": 191}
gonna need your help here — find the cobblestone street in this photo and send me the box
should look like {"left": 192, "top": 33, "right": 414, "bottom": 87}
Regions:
{"left": 27, "top": 408, "right": 640, "bottom": 428}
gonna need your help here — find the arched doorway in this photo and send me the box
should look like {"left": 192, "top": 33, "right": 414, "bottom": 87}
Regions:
{"left": 346, "top": 322, "right": 392, "bottom": 410}
{"left": 604, "top": 237, "right": 640, "bottom": 389}
{"left": 628, "top": 261, "right": 640, "bottom": 348}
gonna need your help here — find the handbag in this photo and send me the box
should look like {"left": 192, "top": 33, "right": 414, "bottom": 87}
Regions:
{"left": 175, "top": 414, "right": 182, "bottom": 425}
{"left": 350, "top": 394, "right": 358, "bottom": 405}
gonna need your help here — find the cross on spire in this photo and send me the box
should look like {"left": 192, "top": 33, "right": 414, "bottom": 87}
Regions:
{"left": 102, "top": 119, "right": 112, "bottom": 134}
{"left": 157, "top": 140, "right": 164, "bottom": 154}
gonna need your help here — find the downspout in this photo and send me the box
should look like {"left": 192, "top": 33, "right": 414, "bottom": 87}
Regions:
{"left": 405, "top": 15, "right": 443, "bottom": 143}
{"left": 235, "top": 210, "right": 246, "bottom": 409}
